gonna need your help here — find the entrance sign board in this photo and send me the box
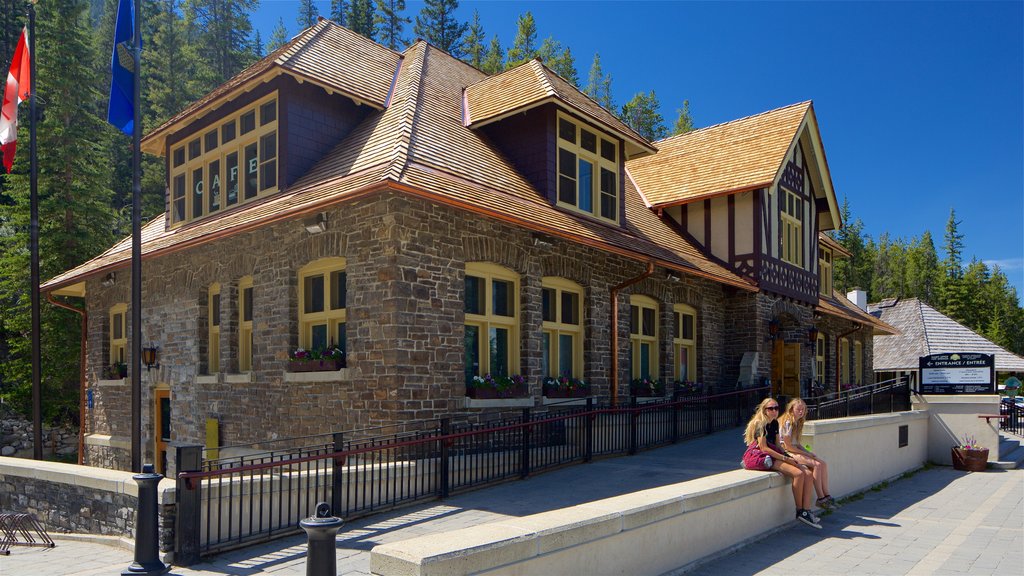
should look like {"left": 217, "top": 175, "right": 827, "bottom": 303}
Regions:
{"left": 919, "top": 353, "right": 995, "bottom": 394}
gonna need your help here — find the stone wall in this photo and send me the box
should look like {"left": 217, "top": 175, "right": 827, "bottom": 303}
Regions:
{"left": 0, "top": 407, "right": 77, "bottom": 459}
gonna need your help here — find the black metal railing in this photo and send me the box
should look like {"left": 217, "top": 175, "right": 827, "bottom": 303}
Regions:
{"left": 805, "top": 376, "right": 911, "bottom": 421}
{"left": 176, "top": 383, "right": 881, "bottom": 561}
{"left": 1000, "top": 400, "right": 1024, "bottom": 436}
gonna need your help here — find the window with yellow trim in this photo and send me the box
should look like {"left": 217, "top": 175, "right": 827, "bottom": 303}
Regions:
{"left": 239, "top": 276, "right": 253, "bottom": 372}
{"left": 464, "top": 263, "right": 519, "bottom": 385}
{"left": 298, "top": 258, "right": 346, "bottom": 354}
{"left": 839, "top": 337, "right": 850, "bottom": 388}
{"left": 780, "top": 189, "right": 803, "bottom": 266}
{"left": 169, "top": 93, "right": 278, "bottom": 226}
{"left": 109, "top": 303, "right": 127, "bottom": 366}
{"left": 818, "top": 246, "right": 833, "bottom": 296}
{"left": 854, "top": 341, "right": 863, "bottom": 385}
{"left": 815, "top": 333, "right": 825, "bottom": 382}
{"left": 556, "top": 112, "right": 619, "bottom": 223}
{"left": 673, "top": 304, "right": 696, "bottom": 382}
{"left": 629, "top": 295, "right": 658, "bottom": 379}
{"left": 207, "top": 283, "right": 221, "bottom": 374}
{"left": 541, "top": 277, "right": 583, "bottom": 379}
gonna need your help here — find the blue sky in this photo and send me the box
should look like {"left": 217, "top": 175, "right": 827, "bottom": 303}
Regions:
{"left": 254, "top": 1, "right": 1024, "bottom": 298}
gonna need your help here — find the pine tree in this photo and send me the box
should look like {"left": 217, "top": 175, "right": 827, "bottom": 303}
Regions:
{"left": 182, "top": 0, "right": 258, "bottom": 88}
{"left": 584, "top": 53, "right": 613, "bottom": 110}
{"left": 268, "top": 17, "right": 289, "bottom": 52}
{"left": 538, "top": 38, "right": 576, "bottom": 86}
{"left": 671, "top": 100, "right": 695, "bottom": 135}
{"left": 0, "top": 0, "right": 116, "bottom": 422}
{"left": 620, "top": 91, "right": 667, "bottom": 141}
{"left": 375, "top": 0, "right": 410, "bottom": 50}
{"left": 346, "top": 0, "right": 376, "bottom": 40}
{"left": 505, "top": 11, "right": 537, "bottom": 68}
{"left": 461, "top": 9, "right": 485, "bottom": 69}
{"left": 906, "top": 231, "right": 939, "bottom": 305}
{"left": 830, "top": 197, "right": 872, "bottom": 294}
{"left": 252, "top": 29, "right": 264, "bottom": 59}
{"left": 413, "top": 0, "right": 467, "bottom": 56}
{"left": 481, "top": 35, "right": 503, "bottom": 75}
{"left": 939, "top": 208, "right": 970, "bottom": 323}
{"left": 330, "top": 0, "right": 348, "bottom": 26}
{"left": 297, "top": 0, "right": 320, "bottom": 29}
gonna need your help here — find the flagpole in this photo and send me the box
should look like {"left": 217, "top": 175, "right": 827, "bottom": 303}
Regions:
{"left": 130, "top": 0, "right": 142, "bottom": 473}
{"left": 27, "top": 0, "right": 41, "bottom": 461}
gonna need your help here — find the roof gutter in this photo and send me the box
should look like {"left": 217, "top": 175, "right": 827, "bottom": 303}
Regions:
{"left": 610, "top": 261, "right": 655, "bottom": 406}
{"left": 47, "top": 292, "right": 86, "bottom": 465}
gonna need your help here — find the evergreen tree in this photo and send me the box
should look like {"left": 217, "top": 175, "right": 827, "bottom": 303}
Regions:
{"left": 414, "top": 0, "right": 466, "bottom": 56}
{"left": 330, "top": 0, "right": 348, "bottom": 26}
{"left": 375, "top": 0, "right": 410, "bottom": 50}
{"left": 906, "top": 231, "right": 939, "bottom": 305}
{"left": 584, "top": 53, "right": 613, "bottom": 110}
{"left": 252, "top": 29, "right": 264, "bottom": 59}
{"left": 939, "top": 208, "right": 970, "bottom": 323}
{"left": 346, "top": 0, "right": 376, "bottom": 40}
{"left": 0, "top": 0, "right": 116, "bottom": 422}
{"left": 480, "top": 35, "right": 503, "bottom": 75}
{"left": 268, "top": 17, "right": 289, "bottom": 52}
{"left": 461, "top": 9, "right": 485, "bottom": 69}
{"left": 182, "top": 0, "right": 258, "bottom": 88}
{"left": 538, "top": 38, "right": 576, "bottom": 86}
{"left": 505, "top": 11, "right": 537, "bottom": 68}
{"left": 671, "top": 100, "right": 695, "bottom": 135}
{"left": 620, "top": 91, "right": 667, "bottom": 141}
{"left": 830, "top": 197, "right": 872, "bottom": 294}
{"left": 297, "top": 0, "right": 320, "bottom": 29}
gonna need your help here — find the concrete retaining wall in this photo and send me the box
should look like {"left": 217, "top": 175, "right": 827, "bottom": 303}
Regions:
{"left": 370, "top": 411, "right": 928, "bottom": 576}
{"left": 910, "top": 395, "right": 1001, "bottom": 465}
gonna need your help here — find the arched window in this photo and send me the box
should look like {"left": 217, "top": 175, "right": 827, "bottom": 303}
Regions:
{"left": 109, "top": 303, "right": 127, "bottom": 366}
{"left": 207, "top": 283, "right": 221, "bottom": 373}
{"left": 629, "top": 295, "right": 658, "bottom": 380}
{"left": 541, "top": 277, "right": 584, "bottom": 378}
{"left": 673, "top": 304, "right": 696, "bottom": 382}
{"left": 238, "top": 276, "right": 253, "bottom": 372}
{"left": 464, "top": 263, "right": 519, "bottom": 385}
{"left": 298, "top": 258, "right": 347, "bottom": 353}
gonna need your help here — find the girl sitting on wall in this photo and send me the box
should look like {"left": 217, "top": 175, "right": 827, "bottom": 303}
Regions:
{"left": 780, "top": 398, "right": 835, "bottom": 509}
{"left": 742, "top": 397, "right": 820, "bottom": 529}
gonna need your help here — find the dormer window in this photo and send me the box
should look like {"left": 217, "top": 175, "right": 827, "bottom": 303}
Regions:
{"left": 780, "top": 188, "right": 803, "bottom": 266}
{"left": 169, "top": 93, "right": 279, "bottom": 226}
{"left": 818, "top": 246, "right": 833, "bottom": 296}
{"left": 556, "top": 112, "right": 619, "bottom": 223}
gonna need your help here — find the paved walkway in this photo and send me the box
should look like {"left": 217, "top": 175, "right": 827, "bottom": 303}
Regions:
{"left": 2, "top": 429, "right": 1021, "bottom": 575}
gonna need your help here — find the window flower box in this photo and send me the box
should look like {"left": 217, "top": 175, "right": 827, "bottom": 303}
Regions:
{"left": 288, "top": 347, "right": 345, "bottom": 372}
{"left": 630, "top": 377, "right": 665, "bottom": 397}
{"left": 102, "top": 363, "right": 128, "bottom": 380}
{"left": 542, "top": 375, "right": 590, "bottom": 398}
{"left": 467, "top": 374, "right": 529, "bottom": 399}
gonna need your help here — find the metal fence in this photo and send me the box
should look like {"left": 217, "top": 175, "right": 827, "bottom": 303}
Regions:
{"left": 805, "top": 376, "right": 912, "bottom": 421}
{"left": 1001, "top": 400, "right": 1024, "bottom": 436}
{"left": 177, "top": 383, "right": 894, "bottom": 563}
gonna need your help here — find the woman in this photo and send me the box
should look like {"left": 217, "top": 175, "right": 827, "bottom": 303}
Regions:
{"left": 780, "top": 398, "right": 835, "bottom": 509}
{"left": 743, "top": 398, "right": 820, "bottom": 528}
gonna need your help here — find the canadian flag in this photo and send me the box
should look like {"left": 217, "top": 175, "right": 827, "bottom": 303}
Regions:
{"left": 0, "top": 27, "right": 31, "bottom": 173}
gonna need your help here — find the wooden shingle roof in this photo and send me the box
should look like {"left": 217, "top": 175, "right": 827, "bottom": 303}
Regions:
{"left": 868, "top": 298, "right": 1024, "bottom": 371}
{"left": 464, "top": 59, "right": 656, "bottom": 158}
{"left": 627, "top": 101, "right": 811, "bottom": 207}
{"left": 819, "top": 292, "right": 898, "bottom": 336}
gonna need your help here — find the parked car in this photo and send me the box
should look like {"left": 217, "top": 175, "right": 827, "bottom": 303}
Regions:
{"left": 1000, "top": 397, "right": 1024, "bottom": 410}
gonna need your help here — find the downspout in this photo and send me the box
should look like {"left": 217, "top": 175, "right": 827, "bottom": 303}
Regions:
{"left": 46, "top": 292, "right": 87, "bottom": 465}
{"left": 610, "top": 261, "right": 655, "bottom": 407}
{"left": 835, "top": 323, "right": 862, "bottom": 393}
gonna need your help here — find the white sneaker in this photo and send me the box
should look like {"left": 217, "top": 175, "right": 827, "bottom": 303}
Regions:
{"left": 797, "top": 510, "right": 822, "bottom": 529}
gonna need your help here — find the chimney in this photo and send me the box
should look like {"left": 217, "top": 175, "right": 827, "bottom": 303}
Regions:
{"left": 847, "top": 288, "right": 867, "bottom": 311}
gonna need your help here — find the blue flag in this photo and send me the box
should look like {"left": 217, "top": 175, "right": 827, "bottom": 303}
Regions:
{"left": 107, "top": 0, "right": 135, "bottom": 135}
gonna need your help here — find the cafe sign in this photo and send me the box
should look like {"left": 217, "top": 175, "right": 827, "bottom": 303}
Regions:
{"left": 919, "top": 353, "right": 995, "bottom": 394}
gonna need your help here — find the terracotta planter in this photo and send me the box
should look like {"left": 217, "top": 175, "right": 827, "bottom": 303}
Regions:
{"left": 951, "top": 448, "right": 989, "bottom": 472}
{"left": 288, "top": 359, "right": 343, "bottom": 372}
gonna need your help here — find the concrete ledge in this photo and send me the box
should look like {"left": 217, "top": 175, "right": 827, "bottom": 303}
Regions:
{"left": 224, "top": 372, "right": 254, "bottom": 384}
{"left": 95, "top": 378, "right": 126, "bottom": 387}
{"left": 541, "top": 396, "right": 592, "bottom": 406}
{"left": 196, "top": 375, "right": 218, "bottom": 384}
{"left": 0, "top": 456, "right": 176, "bottom": 504}
{"left": 84, "top": 434, "right": 132, "bottom": 450}
{"left": 463, "top": 397, "right": 535, "bottom": 409}
{"left": 283, "top": 368, "right": 351, "bottom": 383}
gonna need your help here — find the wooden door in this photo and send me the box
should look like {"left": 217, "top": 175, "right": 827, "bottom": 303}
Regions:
{"left": 783, "top": 343, "right": 801, "bottom": 398}
{"left": 154, "top": 389, "right": 171, "bottom": 475}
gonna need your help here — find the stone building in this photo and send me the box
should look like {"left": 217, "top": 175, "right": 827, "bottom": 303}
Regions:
{"left": 42, "top": 22, "right": 892, "bottom": 472}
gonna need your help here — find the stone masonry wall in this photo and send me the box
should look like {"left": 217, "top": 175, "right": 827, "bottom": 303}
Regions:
{"left": 0, "top": 472, "right": 137, "bottom": 537}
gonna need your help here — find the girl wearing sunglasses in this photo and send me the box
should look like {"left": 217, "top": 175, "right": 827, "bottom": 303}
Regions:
{"left": 743, "top": 397, "right": 820, "bottom": 528}
{"left": 780, "top": 398, "right": 835, "bottom": 509}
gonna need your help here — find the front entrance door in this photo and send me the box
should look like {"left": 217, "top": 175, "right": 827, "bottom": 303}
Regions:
{"left": 771, "top": 341, "right": 801, "bottom": 399}
{"left": 154, "top": 389, "right": 171, "bottom": 474}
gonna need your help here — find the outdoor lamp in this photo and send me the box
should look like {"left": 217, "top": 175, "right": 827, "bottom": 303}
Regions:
{"left": 768, "top": 319, "right": 781, "bottom": 340}
{"left": 807, "top": 326, "right": 819, "bottom": 344}
{"left": 142, "top": 346, "right": 160, "bottom": 372}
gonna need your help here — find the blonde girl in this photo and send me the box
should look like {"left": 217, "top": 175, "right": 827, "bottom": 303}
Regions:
{"left": 743, "top": 398, "right": 820, "bottom": 528}
{"left": 780, "top": 398, "right": 834, "bottom": 508}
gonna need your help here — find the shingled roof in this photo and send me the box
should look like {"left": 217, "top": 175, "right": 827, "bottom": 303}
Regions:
{"left": 868, "top": 298, "right": 1024, "bottom": 371}
{"left": 44, "top": 26, "right": 754, "bottom": 294}
{"left": 626, "top": 101, "right": 812, "bottom": 207}
{"left": 820, "top": 292, "right": 898, "bottom": 336}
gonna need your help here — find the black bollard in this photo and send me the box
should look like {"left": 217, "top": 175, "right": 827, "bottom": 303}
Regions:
{"left": 122, "top": 464, "right": 169, "bottom": 576}
{"left": 300, "top": 502, "right": 344, "bottom": 576}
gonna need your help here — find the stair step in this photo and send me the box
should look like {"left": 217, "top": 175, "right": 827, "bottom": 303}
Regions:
{"left": 990, "top": 444, "right": 1024, "bottom": 469}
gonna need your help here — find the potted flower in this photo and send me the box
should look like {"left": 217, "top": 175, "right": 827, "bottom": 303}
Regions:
{"left": 102, "top": 362, "right": 128, "bottom": 380}
{"left": 543, "top": 373, "right": 590, "bottom": 398}
{"left": 674, "top": 380, "right": 703, "bottom": 396}
{"left": 467, "top": 374, "right": 529, "bottom": 399}
{"left": 630, "top": 377, "right": 665, "bottom": 397}
{"left": 288, "top": 346, "right": 345, "bottom": 372}
{"left": 951, "top": 435, "right": 988, "bottom": 472}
